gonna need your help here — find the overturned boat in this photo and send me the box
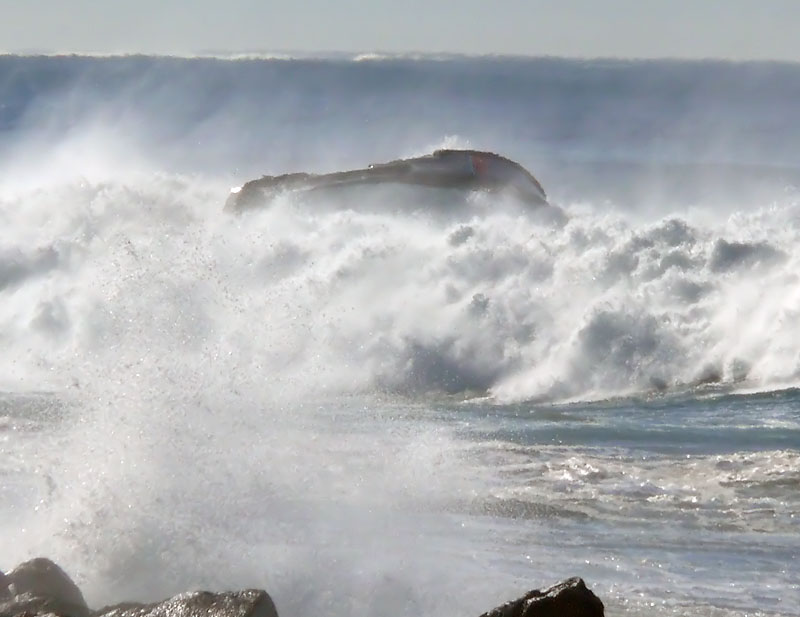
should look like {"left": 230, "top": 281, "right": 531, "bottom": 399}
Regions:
{"left": 225, "top": 149, "right": 549, "bottom": 212}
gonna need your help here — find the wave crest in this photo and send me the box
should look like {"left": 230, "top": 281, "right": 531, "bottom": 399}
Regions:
{"left": 2, "top": 174, "right": 800, "bottom": 402}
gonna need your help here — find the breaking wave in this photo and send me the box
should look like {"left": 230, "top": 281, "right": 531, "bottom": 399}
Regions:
{"left": 2, "top": 55, "right": 799, "bottom": 617}
{"left": 1, "top": 170, "right": 799, "bottom": 403}
{"left": 3, "top": 53, "right": 800, "bottom": 404}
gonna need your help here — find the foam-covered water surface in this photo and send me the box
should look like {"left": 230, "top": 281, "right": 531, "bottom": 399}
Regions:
{"left": 1, "top": 55, "right": 799, "bottom": 616}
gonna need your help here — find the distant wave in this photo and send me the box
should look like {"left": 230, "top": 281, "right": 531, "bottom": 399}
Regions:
{"left": 3, "top": 53, "right": 800, "bottom": 177}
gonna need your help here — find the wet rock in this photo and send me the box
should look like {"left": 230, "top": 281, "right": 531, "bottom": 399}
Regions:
{"left": 95, "top": 589, "right": 278, "bottom": 617}
{"left": 0, "top": 558, "right": 89, "bottom": 617}
{"left": 0, "top": 571, "right": 10, "bottom": 600}
{"left": 479, "top": 577, "right": 604, "bottom": 617}
{"left": 1, "top": 557, "right": 601, "bottom": 617}
{"left": 0, "top": 558, "right": 277, "bottom": 617}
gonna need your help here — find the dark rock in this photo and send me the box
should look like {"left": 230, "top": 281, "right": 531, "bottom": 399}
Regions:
{"left": 0, "top": 558, "right": 89, "bottom": 617}
{"left": 479, "top": 578, "right": 604, "bottom": 617}
{"left": 0, "top": 571, "right": 9, "bottom": 600}
{"left": 1, "top": 557, "right": 600, "bottom": 617}
{"left": 95, "top": 590, "right": 278, "bottom": 617}
{"left": 0, "top": 558, "right": 278, "bottom": 617}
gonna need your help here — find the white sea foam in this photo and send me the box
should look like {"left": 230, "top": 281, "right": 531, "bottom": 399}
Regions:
{"left": 1, "top": 170, "right": 800, "bottom": 402}
{"left": 2, "top": 55, "right": 799, "bottom": 617}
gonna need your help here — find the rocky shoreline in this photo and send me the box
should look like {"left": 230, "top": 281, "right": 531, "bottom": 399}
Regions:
{"left": 0, "top": 558, "right": 604, "bottom": 617}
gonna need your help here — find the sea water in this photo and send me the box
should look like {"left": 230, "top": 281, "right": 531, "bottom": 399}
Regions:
{"left": 0, "top": 54, "right": 798, "bottom": 616}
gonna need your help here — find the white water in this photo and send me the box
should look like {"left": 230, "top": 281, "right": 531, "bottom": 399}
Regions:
{"left": 0, "top": 168, "right": 797, "bottom": 615}
{"left": 4, "top": 163, "right": 800, "bottom": 401}
{"left": 2, "top": 55, "right": 799, "bottom": 617}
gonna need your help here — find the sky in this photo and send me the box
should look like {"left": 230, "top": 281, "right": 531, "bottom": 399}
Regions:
{"left": 1, "top": 0, "right": 798, "bottom": 62}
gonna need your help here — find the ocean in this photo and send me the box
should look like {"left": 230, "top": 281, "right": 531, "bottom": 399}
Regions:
{"left": 0, "top": 54, "right": 798, "bottom": 616}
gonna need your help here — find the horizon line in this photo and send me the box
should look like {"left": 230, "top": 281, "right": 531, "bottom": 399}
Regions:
{"left": 2, "top": 49, "right": 800, "bottom": 67}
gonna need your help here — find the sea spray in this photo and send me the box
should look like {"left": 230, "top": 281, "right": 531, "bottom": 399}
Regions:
{"left": 1, "top": 54, "right": 799, "bottom": 616}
